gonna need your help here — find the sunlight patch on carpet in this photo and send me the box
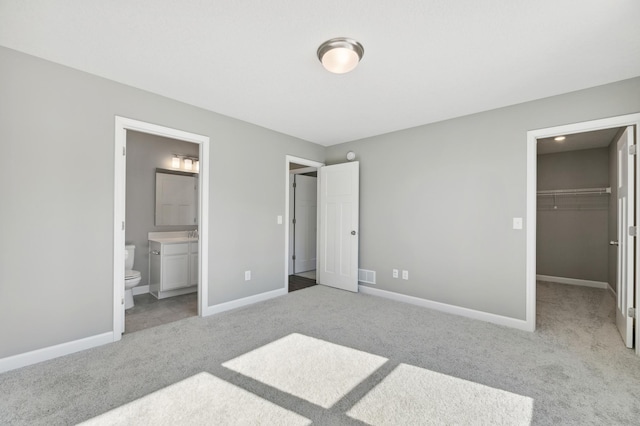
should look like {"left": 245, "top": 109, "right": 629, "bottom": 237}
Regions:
{"left": 347, "top": 363, "right": 534, "bottom": 425}
{"left": 222, "top": 333, "right": 388, "bottom": 408}
{"left": 79, "top": 372, "right": 310, "bottom": 425}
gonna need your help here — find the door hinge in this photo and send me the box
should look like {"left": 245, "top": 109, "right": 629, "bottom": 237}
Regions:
{"left": 123, "top": 146, "right": 126, "bottom": 156}
{"left": 121, "top": 298, "right": 124, "bottom": 305}
{"left": 292, "top": 255, "right": 296, "bottom": 260}
{"left": 629, "top": 145, "right": 637, "bottom": 155}
{"left": 122, "top": 221, "right": 125, "bottom": 231}
{"left": 629, "top": 226, "right": 637, "bottom": 237}
{"left": 292, "top": 218, "right": 297, "bottom": 224}
{"left": 629, "top": 307, "right": 637, "bottom": 318}
{"left": 293, "top": 182, "right": 297, "bottom": 188}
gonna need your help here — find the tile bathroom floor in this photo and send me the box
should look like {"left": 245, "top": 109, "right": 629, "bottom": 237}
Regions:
{"left": 124, "top": 292, "right": 198, "bottom": 334}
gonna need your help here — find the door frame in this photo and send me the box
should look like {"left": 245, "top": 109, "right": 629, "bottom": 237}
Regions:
{"left": 284, "top": 155, "right": 324, "bottom": 290}
{"left": 526, "top": 113, "right": 640, "bottom": 354}
{"left": 114, "top": 116, "right": 210, "bottom": 340}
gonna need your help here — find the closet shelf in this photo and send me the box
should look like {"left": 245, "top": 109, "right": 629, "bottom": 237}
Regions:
{"left": 537, "top": 187, "right": 611, "bottom": 196}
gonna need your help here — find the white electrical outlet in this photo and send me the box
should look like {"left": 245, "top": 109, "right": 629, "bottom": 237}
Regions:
{"left": 513, "top": 217, "right": 523, "bottom": 230}
{"left": 402, "top": 270, "right": 409, "bottom": 280}
{"left": 277, "top": 215, "right": 283, "bottom": 224}
{"left": 245, "top": 270, "right": 251, "bottom": 281}
{"left": 393, "top": 269, "right": 399, "bottom": 278}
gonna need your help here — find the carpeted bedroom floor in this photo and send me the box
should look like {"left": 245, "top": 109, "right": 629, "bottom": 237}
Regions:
{"left": 1, "top": 281, "right": 639, "bottom": 425}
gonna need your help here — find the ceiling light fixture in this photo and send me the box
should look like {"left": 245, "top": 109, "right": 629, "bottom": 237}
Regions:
{"left": 554, "top": 136, "right": 566, "bottom": 142}
{"left": 317, "top": 37, "right": 364, "bottom": 74}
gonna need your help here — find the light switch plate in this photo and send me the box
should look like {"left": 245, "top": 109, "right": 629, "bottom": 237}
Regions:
{"left": 513, "top": 217, "right": 523, "bottom": 230}
{"left": 277, "top": 215, "right": 283, "bottom": 225}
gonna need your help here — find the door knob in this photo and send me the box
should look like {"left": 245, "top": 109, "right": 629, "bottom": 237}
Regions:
{"left": 351, "top": 230, "right": 357, "bottom": 235}
{"left": 609, "top": 241, "right": 619, "bottom": 246}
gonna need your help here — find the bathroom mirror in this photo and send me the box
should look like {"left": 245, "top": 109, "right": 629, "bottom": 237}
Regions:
{"left": 155, "top": 170, "right": 198, "bottom": 226}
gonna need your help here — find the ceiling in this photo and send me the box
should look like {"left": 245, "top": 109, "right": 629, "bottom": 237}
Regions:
{"left": 537, "top": 127, "right": 622, "bottom": 155}
{"left": 1, "top": 1, "right": 639, "bottom": 146}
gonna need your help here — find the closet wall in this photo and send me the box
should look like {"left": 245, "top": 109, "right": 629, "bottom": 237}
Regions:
{"left": 537, "top": 147, "right": 610, "bottom": 283}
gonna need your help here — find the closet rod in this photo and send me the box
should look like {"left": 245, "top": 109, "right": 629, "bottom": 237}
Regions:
{"left": 536, "top": 187, "right": 611, "bottom": 196}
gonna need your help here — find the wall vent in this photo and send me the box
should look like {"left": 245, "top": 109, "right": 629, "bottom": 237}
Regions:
{"left": 358, "top": 269, "right": 376, "bottom": 284}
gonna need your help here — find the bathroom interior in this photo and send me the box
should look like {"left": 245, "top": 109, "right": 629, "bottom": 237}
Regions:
{"left": 124, "top": 130, "right": 200, "bottom": 333}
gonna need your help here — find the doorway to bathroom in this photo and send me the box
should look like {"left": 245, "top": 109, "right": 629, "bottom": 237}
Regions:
{"left": 124, "top": 131, "right": 199, "bottom": 333}
{"left": 113, "top": 117, "right": 210, "bottom": 340}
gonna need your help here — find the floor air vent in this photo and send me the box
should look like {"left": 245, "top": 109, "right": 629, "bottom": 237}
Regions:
{"left": 358, "top": 269, "right": 376, "bottom": 284}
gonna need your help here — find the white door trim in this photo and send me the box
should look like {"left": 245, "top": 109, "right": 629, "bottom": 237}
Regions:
{"left": 526, "top": 113, "right": 640, "bottom": 354}
{"left": 114, "top": 117, "right": 210, "bottom": 340}
{"left": 284, "top": 155, "right": 324, "bottom": 291}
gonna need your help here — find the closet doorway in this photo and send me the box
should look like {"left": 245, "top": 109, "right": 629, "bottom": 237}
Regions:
{"left": 526, "top": 113, "right": 640, "bottom": 355}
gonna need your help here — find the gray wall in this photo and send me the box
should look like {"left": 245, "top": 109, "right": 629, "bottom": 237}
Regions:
{"left": 0, "top": 46, "right": 324, "bottom": 358}
{"left": 536, "top": 148, "right": 609, "bottom": 282}
{"left": 125, "top": 131, "right": 199, "bottom": 287}
{"left": 1, "top": 43, "right": 639, "bottom": 359}
{"left": 325, "top": 76, "right": 640, "bottom": 320}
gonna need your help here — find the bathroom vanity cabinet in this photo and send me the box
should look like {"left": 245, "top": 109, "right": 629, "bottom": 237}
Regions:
{"left": 149, "top": 237, "right": 198, "bottom": 299}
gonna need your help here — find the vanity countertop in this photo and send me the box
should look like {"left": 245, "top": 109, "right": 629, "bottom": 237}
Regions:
{"left": 148, "top": 231, "right": 198, "bottom": 244}
{"left": 149, "top": 236, "right": 198, "bottom": 244}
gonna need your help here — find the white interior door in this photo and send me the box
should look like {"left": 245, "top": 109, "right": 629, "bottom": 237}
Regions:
{"left": 293, "top": 174, "right": 318, "bottom": 273}
{"left": 616, "top": 126, "right": 635, "bottom": 348}
{"left": 318, "top": 162, "right": 359, "bottom": 292}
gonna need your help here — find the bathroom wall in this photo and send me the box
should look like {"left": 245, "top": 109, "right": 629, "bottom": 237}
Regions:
{"left": 536, "top": 148, "right": 610, "bottom": 282}
{"left": 125, "top": 131, "right": 199, "bottom": 287}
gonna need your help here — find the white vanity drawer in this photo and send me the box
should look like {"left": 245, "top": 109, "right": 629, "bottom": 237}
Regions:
{"left": 163, "top": 243, "right": 188, "bottom": 255}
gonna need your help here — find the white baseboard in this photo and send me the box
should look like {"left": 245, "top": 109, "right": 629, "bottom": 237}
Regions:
{"left": 358, "top": 285, "right": 531, "bottom": 331}
{"left": 0, "top": 332, "right": 114, "bottom": 374}
{"left": 132, "top": 285, "right": 150, "bottom": 296}
{"left": 536, "top": 275, "right": 608, "bottom": 289}
{"left": 202, "top": 288, "right": 287, "bottom": 316}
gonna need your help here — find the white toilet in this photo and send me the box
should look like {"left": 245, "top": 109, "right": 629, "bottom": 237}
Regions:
{"left": 124, "top": 245, "right": 142, "bottom": 309}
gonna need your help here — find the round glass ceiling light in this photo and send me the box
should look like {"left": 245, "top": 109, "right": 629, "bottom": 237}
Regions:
{"left": 317, "top": 37, "right": 364, "bottom": 74}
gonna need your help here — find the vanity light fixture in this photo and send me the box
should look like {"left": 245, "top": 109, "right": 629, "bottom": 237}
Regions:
{"left": 183, "top": 158, "right": 193, "bottom": 171}
{"left": 346, "top": 151, "right": 356, "bottom": 161}
{"left": 169, "top": 154, "right": 199, "bottom": 172}
{"left": 317, "top": 37, "right": 364, "bottom": 74}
